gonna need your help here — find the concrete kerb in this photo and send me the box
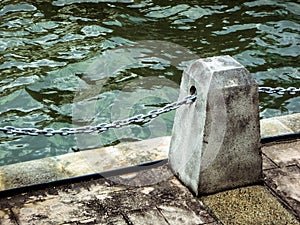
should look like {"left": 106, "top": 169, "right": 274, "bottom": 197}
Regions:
{"left": 1, "top": 113, "right": 298, "bottom": 183}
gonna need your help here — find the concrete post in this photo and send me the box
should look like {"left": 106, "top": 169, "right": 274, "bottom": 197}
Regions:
{"left": 169, "top": 55, "right": 262, "bottom": 195}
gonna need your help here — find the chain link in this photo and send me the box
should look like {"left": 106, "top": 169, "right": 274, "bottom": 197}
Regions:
{"left": 259, "top": 86, "right": 300, "bottom": 95}
{"left": 0, "top": 94, "right": 196, "bottom": 137}
{"left": 1, "top": 86, "right": 298, "bottom": 137}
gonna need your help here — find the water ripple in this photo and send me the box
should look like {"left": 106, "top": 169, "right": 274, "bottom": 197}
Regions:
{"left": 52, "top": 0, "right": 133, "bottom": 7}
{"left": 0, "top": 4, "right": 36, "bottom": 16}
{"left": 0, "top": 0, "right": 299, "bottom": 165}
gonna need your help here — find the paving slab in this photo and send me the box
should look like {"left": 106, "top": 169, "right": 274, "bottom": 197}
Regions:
{"left": 262, "top": 139, "right": 300, "bottom": 167}
{"left": 55, "top": 136, "right": 170, "bottom": 177}
{"left": 264, "top": 165, "right": 300, "bottom": 217}
{"left": 277, "top": 113, "right": 300, "bottom": 133}
{"left": 0, "top": 113, "right": 300, "bottom": 224}
{"left": 127, "top": 209, "right": 169, "bottom": 225}
{"left": 0, "top": 136, "right": 170, "bottom": 191}
{"left": 201, "top": 185, "right": 300, "bottom": 225}
{"left": 261, "top": 139, "right": 300, "bottom": 220}
{"left": 157, "top": 205, "right": 214, "bottom": 225}
{"left": 262, "top": 154, "right": 278, "bottom": 170}
{"left": 0, "top": 157, "right": 68, "bottom": 190}
{"left": 0, "top": 164, "right": 217, "bottom": 225}
{"left": 260, "top": 117, "right": 294, "bottom": 138}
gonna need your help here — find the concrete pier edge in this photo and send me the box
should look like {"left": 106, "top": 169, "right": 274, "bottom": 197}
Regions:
{"left": 0, "top": 113, "right": 299, "bottom": 192}
{"left": 0, "top": 112, "right": 299, "bottom": 224}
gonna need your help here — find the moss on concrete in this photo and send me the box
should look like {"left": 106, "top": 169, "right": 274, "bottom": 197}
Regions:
{"left": 201, "top": 185, "right": 299, "bottom": 225}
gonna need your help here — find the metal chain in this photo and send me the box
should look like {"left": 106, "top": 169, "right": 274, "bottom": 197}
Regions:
{"left": 0, "top": 94, "right": 196, "bottom": 137}
{"left": 258, "top": 87, "right": 300, "bottom": 95}
{"left": 0, "top": 86, "right": 298, "bottom": 137}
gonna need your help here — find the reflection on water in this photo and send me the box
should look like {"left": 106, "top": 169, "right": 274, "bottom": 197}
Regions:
{"left": 0, "top": 0, "right": 299, "bottom": 165}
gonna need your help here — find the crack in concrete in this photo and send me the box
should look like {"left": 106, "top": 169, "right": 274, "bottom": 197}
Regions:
{"left": 9, "top": 208, "right": 20, "bottom": 225}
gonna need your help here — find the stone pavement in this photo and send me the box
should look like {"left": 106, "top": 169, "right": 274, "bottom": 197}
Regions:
{"left": 1, "top": 112, "right": 300, "bottom": 191}
{"left": 263, "top": 139, "right": 300, "bottom": 217}
{"left": 0, "top": 113, "right": 300, "bottom": 224}
{"left": 0, "top": 164, "right": 219, "bottom": 225}
{"left": 0, "top": 141, "right": 299, "bottom": 225}
{"left": 202, "top": 138, "right": 300, "bottom": 224}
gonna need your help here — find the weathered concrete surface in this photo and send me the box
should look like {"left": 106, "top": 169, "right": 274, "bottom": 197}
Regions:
{"left": 263, "top": 139, "right": 300, "bottom": 217}
{"left": 0, "top": 136, "right": 170, "bottom": 190}
{"left": 0, "top": 165, "right": 217, "bottom": 225}
{"left": 260, "top": 117, "right": 294, "bottom": 138}
{"left": 201, "top": 140, "right": 300, "bottom": 224}
{"left": 277, "top": 113, "right": 300, "bottom": 133}
{"left": 0, "top": 154, "right": 299, "bottom": 225}
{"left": 169, "top": 55, "right": 261, "bottom": 195}
{"left": 1, "top": 113, "right": 299, "bottom": 192}
{"left": 0, "top": 113, "right": 300, "bottom": 224}
{"left": 260, "top": 112, "right": 300, "bottom": 138}
{"left": 263, "top": 139, "right": 300, "bottom": 167}
{"left": 265, "top": 166, "right": 300, "bottom": 218}
{"left": 201, "top": 138, "right": 300, "bottom": 224}
{"left": 202, "top": 185, "right": 299, "bottom": 225}
{"left": 0, "top": 157, "right": 70, "bottom": 191}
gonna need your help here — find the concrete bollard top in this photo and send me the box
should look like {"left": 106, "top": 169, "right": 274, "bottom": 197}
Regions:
{"left": 169, "top": 55, "right": 262, "bottom": 195}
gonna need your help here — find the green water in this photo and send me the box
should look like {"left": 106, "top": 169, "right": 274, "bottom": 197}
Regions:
{"left": 0, "top": 0, "right": 299, "bottom": 166}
